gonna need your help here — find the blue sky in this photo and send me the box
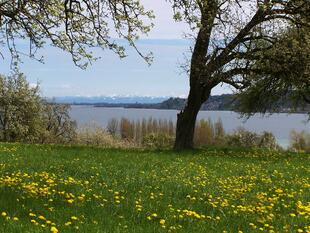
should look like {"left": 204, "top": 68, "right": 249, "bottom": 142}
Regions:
{"left": 0, "top": 1, "right": 232, "bottom": 98}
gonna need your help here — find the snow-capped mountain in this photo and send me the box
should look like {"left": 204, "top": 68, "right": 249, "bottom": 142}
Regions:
{"left": 51, "top": 96, "right": 169, "bottom": 104}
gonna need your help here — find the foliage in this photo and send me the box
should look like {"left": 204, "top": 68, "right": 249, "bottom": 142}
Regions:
{"left": 41, "top": 103, "right": 77, "bottom": 144}
{"left": 226, "top": 128, "right": 279, "bottom": 150}
{"left": 120, "top": 118, "right": 135, "bottom": 141}
{"left": 75, "top": 124, "right": 135, "bottom": 148}
{"left": 0, "top": 73, "right": 43, "bottom": 142}
{"left": 0, "top": 73, "right": 77, "bottom": 144}
{"left": 142, "top": 133, "right": 174, "bottom": 149}
{"left": 0, "top": 0, "right": 154, "bottom": 67}
{"left": 236, "top": 26, "right": 310, "bottom": 116}
{"left": 103, "top": 117, "right": 282, "bottom": 150}
{"left": 0, "top": 143, "right": 309, "bottom": 232}
{"left": 107, "top": 118, "right": 119, "bottom": 137}
{"left": 194, "top": 119, "right": 214, "bottom": 146}
{"left": 214, "top": 118, "right": 225, "bottom": 141}
{"left": 289, "top": 130, "right": 310, "bottom": 153}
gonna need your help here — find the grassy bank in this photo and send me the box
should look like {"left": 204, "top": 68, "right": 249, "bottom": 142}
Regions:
{"left": 0, "top": 143, "right": 309, "bottom": 233}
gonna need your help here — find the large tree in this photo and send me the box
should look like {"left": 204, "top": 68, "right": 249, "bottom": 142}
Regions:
{"left": 0, "top": 0, "right": 154, "bottom": 67}
{"left": 171, "top": 0, "right": 310, "bottom": 150}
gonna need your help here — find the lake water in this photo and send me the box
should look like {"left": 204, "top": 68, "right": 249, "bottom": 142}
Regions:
{"left": 69, "top": 105, "right": 310, "bottom": 148}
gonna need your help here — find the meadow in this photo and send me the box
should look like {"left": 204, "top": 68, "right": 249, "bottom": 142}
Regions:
{"left": 0, "top": 143, "right": 309, "bottom": 233}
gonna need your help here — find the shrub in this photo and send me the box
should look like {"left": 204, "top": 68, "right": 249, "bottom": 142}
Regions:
{"left": 258, "top": 132, "right": 278, "bottom": 150}
{"left": 142, "top": 133, "right": 174, "bottom": 149}
{"left": 214, "top": 118, "right": 225, "bottom": 141}
{"left": 226, "top": 128, "right": 259, "bottom": 148}
{"left": 107, "top": 117, "right": 176, "bottom": 147}
{"left": 226, "top": 128, "right": 279, "bottom": 149}
{"left": 289, "top": 130, "right": 310, "bottom": 153}
{"left": 41, "top": 103, "right": 77, "bottom": 144}
{"left": 75, "top": 124, "right": 136, "bottom": 148}
{"left": 107, "top": 118, "right": 119, "bottom": 137}
{"left": 194, "top": 118, "right": 226, "bottom": 147}
{"left": 120, "top": 118, "right": 135, "bottom": 140}
{"left": 194, "top": 119, "right": 214, "bottom": 146}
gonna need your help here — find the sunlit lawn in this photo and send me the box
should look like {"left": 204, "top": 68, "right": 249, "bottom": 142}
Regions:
{"left": 0, "top": 143, "right": 309, "bottom": 233}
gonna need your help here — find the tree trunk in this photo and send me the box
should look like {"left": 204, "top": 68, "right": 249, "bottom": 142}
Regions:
{"left": 173, "top": 16, "right": 215, "bottom": 150}
{"left": 174, "top": 84, "right": 211, "bottom": 150}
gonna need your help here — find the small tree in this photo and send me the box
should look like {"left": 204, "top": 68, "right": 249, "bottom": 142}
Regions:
{"left": 0, "top": 73, "right": 43, "bottom": 142}
{"left": 107, "top": 118, "right": 119, "bottom": 137}
{"left": 214, "top": 118, "right": 225, "bottom": 140}
{"left": 41, "top": 103, "right": 77, "bottom": 143}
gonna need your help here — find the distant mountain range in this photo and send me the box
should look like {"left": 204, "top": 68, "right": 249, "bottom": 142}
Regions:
{"left": 51, "top": 94, "right": 236, "bottom": 111}
{"left": 93, "top": 95, "right": 235, "bottom": 111}
{"left": 51, "top": 96, "right": 169, "bottom": 104}
{"left": 51, "top": 94, "right": 310, "bottom": 113}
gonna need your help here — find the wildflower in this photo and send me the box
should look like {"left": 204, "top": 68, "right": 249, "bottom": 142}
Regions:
{"left": 71, "top": 216, "right": 78, "bottom": 220}
{"left": 160, "top": 219, "right": 166, "bottom": 225}
{"left": 38, "top": 215, "right": 46, "bottom": 220}
{"left": 1, "top": 212, "right": 7, "bottom": 217}
{"left": 50, "top": 226, "right": 59, "bottom": 233}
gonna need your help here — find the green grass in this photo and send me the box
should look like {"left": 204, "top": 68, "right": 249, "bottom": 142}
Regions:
{"left": 0, "top": 143, "right": 309, "bottom": 233}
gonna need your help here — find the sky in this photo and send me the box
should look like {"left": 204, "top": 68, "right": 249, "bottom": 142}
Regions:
{"left": 0, "top": 1, "right": 232, "bottom": 98}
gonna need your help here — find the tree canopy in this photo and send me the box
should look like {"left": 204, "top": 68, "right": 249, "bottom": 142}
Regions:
{"left": 236, "top": 23, "right": 310, "bottom": 116}
{"left": 0, "top": 0, "right": 154, "bottom": 67}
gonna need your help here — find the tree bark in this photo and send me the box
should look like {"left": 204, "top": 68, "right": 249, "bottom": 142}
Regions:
{"left": 174, "top": 83, "right": 211, "bottom": 150}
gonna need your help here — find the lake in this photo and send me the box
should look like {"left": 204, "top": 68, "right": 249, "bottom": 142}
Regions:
{"left": 69, "top": 105, "right": 310, "bottom": 148}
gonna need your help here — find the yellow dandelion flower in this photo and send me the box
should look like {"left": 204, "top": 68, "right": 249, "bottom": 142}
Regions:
{"left": 50, "top": 226, "right": 59, "bottom": 233}
{"left": 160, "top": 219, "right": 166, "bottom": 225}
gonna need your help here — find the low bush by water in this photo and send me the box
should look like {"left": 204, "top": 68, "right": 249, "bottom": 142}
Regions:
{"left": 75, "top": 117, "right": 280, "bottom": 150}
